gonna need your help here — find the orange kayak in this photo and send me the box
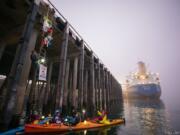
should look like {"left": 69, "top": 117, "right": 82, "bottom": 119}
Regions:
{"left": 25, "top": 119, "right": 125, "bottom": 133}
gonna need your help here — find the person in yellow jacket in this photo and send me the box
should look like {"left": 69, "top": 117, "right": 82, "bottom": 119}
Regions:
{"left": 97, "top": 110, "right": 110, "bottom": 124}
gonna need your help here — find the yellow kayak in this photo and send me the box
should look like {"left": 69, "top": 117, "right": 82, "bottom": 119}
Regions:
{"left": 25, "top": 118, "right": 125, "bottom": 134}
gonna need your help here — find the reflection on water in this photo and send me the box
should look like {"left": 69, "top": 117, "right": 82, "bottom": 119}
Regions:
{"left": 39, "top": 99, "right": 179, "bottom": 135}
{"left": 119, "top": 99, "right": 171, "bottom": 135}
{"left": 63, "top": 125, "right": 120, "bottom": 135}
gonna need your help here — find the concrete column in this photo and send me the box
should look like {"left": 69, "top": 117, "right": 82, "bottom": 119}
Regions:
{"left": 119, "top": 82, "right": 123, "bottom": 102}
{"left": 38, "top": 82, "right": 46, "bottom": 114}
{"left": 94, "top": 65, "right": 98, "bottom": 110}
{"left": 106, "top": 71, "right": 110, "bottom": 109}
{"left": 108, "top": 73, "right": 111, "bottom": 111}
{"left": 56, "top": 23, "right": 69, "bottom": 109}
{"left": 78, "top": 41, "right": 84, "bottom": 109}
{"left": 35, "top": 82, "right": 40, "bottom": 109}
{"left": 103, "top": 69, "right": 107, "bottom": 110}
{"left": 72, "top": 57, "right": 78, "bottom": 109}
{"left": 28, "top": 69, "right": 38, "bottom": 111}
{"left": 0, "top": 2, "right": 39, "bottom": 128}
{"left": 102, "top": 68, "right": 106, "bottom": 110}
{"left": 94, "top": 67, "right": 96, "bottom": 109}
{"left": 15, "top": 29, "right": 38, "bottom": 115}
{"left": 114, "top": 79, "right": 116, "bottom": 103}
{"left": 115, "top": 79, "right": 117, "bottom": 103}
{"left": 114, "top": 78, "right": 116, "bottom": 103}
{"left": 107, "top": 72, "right": 111, "bottom": 110}
{"left": 83, "top": 69, "right": 88, "bottom": 108}
{"left": 68, "top": 66, "right": 73, "bottom": 109}
{"left": 63, "top": 59, "right": 70, "bottom": 109}
{"left": 99, "top": 65, "right": 104, "bottom": 110}
{"left": 88, "top": 53, "right": 95, "bottom": 116}
{"left": 110, "top": 74, "right": 113, "bottom": 105}
{"left": 97, "top": 62, "right": 101, "bottom": 110}
{"left": 13, "top": 29, "right": 39, "bottom": 127}
{"left": 100, "top": 66, "right": 103, "bottom": 110}
{"left": 0, "top": 41, "right": 6, "bottom": 61}
{"left": 43, "top": 62, "right": 53, "bottom": 112}
{"left": 0, "top": 42, "right": 7, "bottom": 109}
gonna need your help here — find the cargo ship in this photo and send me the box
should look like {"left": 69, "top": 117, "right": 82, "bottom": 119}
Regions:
{"left": 124, "top": 62, "right": 161, "bottom": 99}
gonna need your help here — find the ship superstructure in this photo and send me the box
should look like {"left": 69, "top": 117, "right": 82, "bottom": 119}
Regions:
{"left": 125, "top": 62, "right": 161, "bottom": 99}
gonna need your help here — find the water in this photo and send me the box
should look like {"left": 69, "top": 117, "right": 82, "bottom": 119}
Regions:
{"left": 120, "top": 99, "right": 175, "bottom": 135}
{"left": 62, "top": 97, "right": 180, "bottom": 135}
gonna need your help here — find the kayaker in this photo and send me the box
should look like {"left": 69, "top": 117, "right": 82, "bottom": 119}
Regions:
{"left": 53, "top": 110, "right": 62, "bottom": 124}
{"left": 72, "top": 109, "right": 80, "bottom": 125}
{"left": 93, "top": 110, "right": 105, "bottom": 122}
{"left": 97, "top": 110, "right": 107, "bottom": 120}
{"left": 63, "top": 109, "right": 80, "bottom": 126}
{"left": 82, "top": 109, "right": 87, "bottom": 121}
{"left": 30, "top": 110, "right": 40, "bottom": 124}
{"left": 94, "top": 110, "right": 110, "bottom": 124}
{"left": 38, "top": 114, "right": 53, "bottom": 125}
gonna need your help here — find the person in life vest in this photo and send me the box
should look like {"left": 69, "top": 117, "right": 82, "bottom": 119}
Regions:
{"left": 38, "top": 114, "right": 53, "bottom": 125}
{"left": 95, "top": 110, "right": 110, "bottom": 124}
{"left": 63, "top": 109, "right": 80, "bottom": 126}
{"left": 53, "top": 110, "right": 62, "bottom": 124}
{"left": 72, "top": 109, "right": 80, "bottom": 124}
{"left": 29, "top": 110, "right": 40, "bottom": 124}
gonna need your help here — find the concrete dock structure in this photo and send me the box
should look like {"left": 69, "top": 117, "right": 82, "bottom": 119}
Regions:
{"left": 0, "top": 0, "right": 123, "bottom": 129}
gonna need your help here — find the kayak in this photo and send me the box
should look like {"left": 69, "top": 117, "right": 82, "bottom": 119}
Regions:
{"left": 25, "top": 118, "right": 125, "bottom": 134}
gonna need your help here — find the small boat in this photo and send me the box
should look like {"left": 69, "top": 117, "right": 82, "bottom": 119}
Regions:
{"left": 124, "top": 61, "right": 161, "bottom": 99}
{"left": 25, "top": 119, "right": 125, "bottom": 134}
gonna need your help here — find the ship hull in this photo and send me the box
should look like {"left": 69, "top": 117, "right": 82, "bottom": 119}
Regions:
{"left": 126, "top": 83, "right": 161, "bottom": 99}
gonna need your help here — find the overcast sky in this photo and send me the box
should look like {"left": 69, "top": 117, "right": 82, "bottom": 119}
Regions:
{"left": 50, "top": 0, "right": 180, "bottom": 100}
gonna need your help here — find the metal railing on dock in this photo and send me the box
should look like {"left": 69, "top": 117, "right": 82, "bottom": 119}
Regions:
{"left": 45, "top": 0, "right": 104, "bottom": 65}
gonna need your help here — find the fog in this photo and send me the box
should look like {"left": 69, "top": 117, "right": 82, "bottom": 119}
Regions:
{"left": 51, "top": 0, "right": 180, "bottom": 102}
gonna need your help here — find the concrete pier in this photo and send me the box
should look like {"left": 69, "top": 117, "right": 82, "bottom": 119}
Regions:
{"left": 0, "top": 0, "right": 123, "bottom": 129}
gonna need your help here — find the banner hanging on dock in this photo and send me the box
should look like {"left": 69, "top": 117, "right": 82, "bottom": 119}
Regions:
{"left": 39, "top": 64, "right": 47, "bottom": 81}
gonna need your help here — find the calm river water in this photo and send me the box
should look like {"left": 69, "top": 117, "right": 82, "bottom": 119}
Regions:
{"left": 63, "top": 95, "right": 180, "bottom": 135}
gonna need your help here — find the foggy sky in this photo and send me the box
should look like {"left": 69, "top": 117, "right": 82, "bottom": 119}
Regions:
{"left": 51, "top": 0, "right": 180, "bottom": 100}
